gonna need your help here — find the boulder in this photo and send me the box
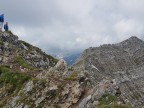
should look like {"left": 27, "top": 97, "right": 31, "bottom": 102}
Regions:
{"left": 77, "top": 95, "right": 92, "bottom": 108}
{"left": 55, "top": 59, "right": 67, "bottom": 71}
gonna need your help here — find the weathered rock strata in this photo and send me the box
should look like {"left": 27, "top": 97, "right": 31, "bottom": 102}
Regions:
{"left": 0, "top": 32, "right": 143, "bottom": 108}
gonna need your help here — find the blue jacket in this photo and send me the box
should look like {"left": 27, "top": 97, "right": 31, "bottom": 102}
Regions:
{"left": 4, "top": 24, "right": 8, "bottom": 31}
{"left": 0, "top": 14, "right": 4, "bottom": 22}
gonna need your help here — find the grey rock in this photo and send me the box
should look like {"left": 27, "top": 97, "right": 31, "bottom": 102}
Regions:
{"left": 0, "top": 31, "right": 57, "bottom": 69}
{"left": 23, "top": 81, "right": 33, "bottom": 93}
{"left": 75, "top": 36, "right": 144, "bottom": 107}
{"left": 77, "top": 95, "right": 92, "bottom": 108}
{"left": 55, "top": 59, "right": 67, "bottom": 71}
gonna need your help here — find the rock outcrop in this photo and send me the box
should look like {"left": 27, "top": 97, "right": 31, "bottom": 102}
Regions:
{"left": 0, "top": 31, "right": 143, "bottom": 108}
{"left": 55, "top": 59, "right": 67, "bottom": 71}
{"left": 1, "top": 72, "right": 84, "bottom": 108}
{"left": 74, "top": 36, "right": 144, "bottom": 108}
{"left": 0, "top": 31, "right": 57, "bottom": 69}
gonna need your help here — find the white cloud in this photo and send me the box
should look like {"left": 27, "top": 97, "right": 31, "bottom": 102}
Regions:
{"left": 0, "top": 0, "right": 144, "bottom": 56}
{"left": 114, "top": 19, "right": 144, "bottom": 37}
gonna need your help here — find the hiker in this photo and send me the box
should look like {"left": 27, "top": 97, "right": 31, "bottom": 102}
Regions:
{"left": 0, "top": 14, "right": 4, "bottom": 31}
{"left": 4, "top": 22, "right": 9, "bottom": 31}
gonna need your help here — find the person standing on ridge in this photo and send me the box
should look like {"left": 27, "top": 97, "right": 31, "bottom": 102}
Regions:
{"left": 0, "top": 14, "right": 4, "bottom": 31}
{"left": 4, "top": 22, "right": 9, "bottom": 31}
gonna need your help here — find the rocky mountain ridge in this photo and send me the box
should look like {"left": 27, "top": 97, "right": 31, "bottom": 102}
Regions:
{"left": 0, "top": 31, "right": 143, "bottom": 108}
{"left": 73, "top": 36, "right": 144, "bottom": 107}
{"left": 0, "top": 31, "right": 57, "bottom": 69}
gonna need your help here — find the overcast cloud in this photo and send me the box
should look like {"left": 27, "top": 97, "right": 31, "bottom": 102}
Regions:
{"left": 0, "top": 0, "right": 144, "bottom": 56}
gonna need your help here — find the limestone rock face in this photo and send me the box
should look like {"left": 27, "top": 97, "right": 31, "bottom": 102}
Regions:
{"left": 24, "top": 50, "right": 50, "bottom": 69}
{"left": 77, "top": 95, "right": 92, "bottom": 108}
{"left": 2, "top": 78, "right": 84, "bottom": 108}
{"left": 23, "top": 81, "right": 34, "bottom": 93}
{"left": 1, "top": 32, "right": 144, "bottom": 108}
{"left": 0, "top": 31, "right": 57, "bottom": 69}
{"left": 75, "top": 36, "right": 144, "bottom": 107}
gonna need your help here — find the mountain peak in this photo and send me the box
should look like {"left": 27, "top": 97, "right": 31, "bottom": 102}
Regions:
{"left": 117, "top": 36, "right": 144, "bottom": 47}
{"left": 128, "top": 36, "right": 143, "bottom": 42}
{"left": 125, "top": 36, "right": 143, "bottom": 42}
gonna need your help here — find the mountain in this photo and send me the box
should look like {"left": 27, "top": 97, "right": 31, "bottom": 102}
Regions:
{"left": 73, "top": 36, "right": 144, "bottom": 107}
{"left": 0, "top": 31, "right": 143, "bottom": 108}
{"left": 0, "top": 31, "right": 85, "bottom": 108}
{"left": 63, "top": 53, "right": 81, "bottom": 66}
{"left": 0, "top": 31, "right": 58, "bottom": 69}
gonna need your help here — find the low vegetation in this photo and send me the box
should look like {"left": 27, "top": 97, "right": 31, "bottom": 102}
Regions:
{"left": 98, "top": 103, "right": 131, "bottom": 108}
{"left": 0, "top": 41, "right": 4, "bottom": 45}
{"left": 64, "top": 71, "right": 79, "bottom": 80}
{"left": 97, "top": 94, "right": 131, "bottom": 108}
{"left": 98, "top": 94, "right": 117, "bottom": 105}
{"left": 15, "top": 56, "right": 30, "bottom": 68}
{"left": 0, "top": 65, "right": 31, "bottom": 93}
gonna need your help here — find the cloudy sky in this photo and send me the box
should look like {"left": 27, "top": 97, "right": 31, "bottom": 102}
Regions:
{"left": 0, "top": 0, "right": 144, "bottom": 56}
